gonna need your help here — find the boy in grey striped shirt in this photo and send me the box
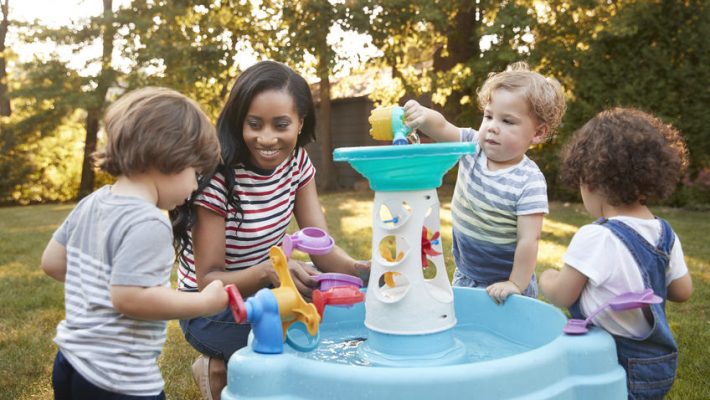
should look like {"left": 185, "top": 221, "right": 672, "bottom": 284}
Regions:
{"left": 404, "top": 62, "right": 566, "bottom": 304}
{"left": 41, "top": 87, "right": 228, "bottom": 399}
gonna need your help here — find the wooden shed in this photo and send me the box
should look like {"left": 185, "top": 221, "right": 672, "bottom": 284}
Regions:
{"left": 306, "top": 95, "right": 379, "bottom": 189}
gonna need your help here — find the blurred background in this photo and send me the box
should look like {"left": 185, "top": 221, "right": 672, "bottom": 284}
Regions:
{"left": 0, "top": 0, "right": 708, "bottom": 206}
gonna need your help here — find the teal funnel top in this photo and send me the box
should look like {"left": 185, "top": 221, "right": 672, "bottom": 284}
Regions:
{"left": 333, "top": 143, "right": 476, "bottom": 191}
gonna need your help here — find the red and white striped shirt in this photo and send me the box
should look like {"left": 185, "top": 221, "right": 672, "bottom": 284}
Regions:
{"left": 178, "top": 147, "right": 315, "bottom": 292}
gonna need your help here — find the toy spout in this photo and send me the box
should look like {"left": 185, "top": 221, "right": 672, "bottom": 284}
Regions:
{"left": 245, "top": 289, "right": 285, "bottom": 354}
{"left": 369, "top": 106, "right": 411, "bottom": 145}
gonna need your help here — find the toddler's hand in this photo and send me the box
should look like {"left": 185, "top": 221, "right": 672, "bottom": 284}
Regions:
{"left": 403, "top": 99, "right": 429, "bottom": 131}
{"left": 486, "top": 280, "right": 522, "bottom": 305}
{"left": 201, "top": 279, "right": 229, "bottom": 315}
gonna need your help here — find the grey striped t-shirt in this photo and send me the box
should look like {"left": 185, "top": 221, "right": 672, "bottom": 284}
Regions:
{"left": 52, "top": 186, "right": 174, "bottom": 396}
{"left": 452, "top": 128, "right": 548, "bottom": 283}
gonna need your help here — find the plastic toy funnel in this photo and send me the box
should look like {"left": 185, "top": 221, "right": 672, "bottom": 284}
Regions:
{"left": 368, "top": 106, "right": 410, "bottom": 145}
{"left": 333, "top": 143, "right": 475, "bottom": 191}
{"left": 282, "top": 227, "right": 334, "bottom": 258}
{"left": 563, "top": 288, "right": 663, "bottom": 335}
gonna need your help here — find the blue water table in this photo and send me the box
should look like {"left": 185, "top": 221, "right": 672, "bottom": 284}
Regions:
{"left": 221, "top": 106, "right": 627, "bottom": 399}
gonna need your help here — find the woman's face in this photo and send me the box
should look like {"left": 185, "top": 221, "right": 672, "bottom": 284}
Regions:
{"left": 242, "top": 89, "right": 303, "bottom": 170}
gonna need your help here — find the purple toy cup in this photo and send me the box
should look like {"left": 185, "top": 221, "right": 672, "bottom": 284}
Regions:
{"left": 283, "top": 227, "right": 335, "bottom": 257}
{"left": 313, "top": 273, "right": 363, "bottom": 291}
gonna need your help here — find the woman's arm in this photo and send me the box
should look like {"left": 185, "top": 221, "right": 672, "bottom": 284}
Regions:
{"left": 191, "top": 206, "right": 274, "bottom": 297}
{"left": 293, "top": 179, "right": 363, "bottom": 276}
{"left": 191, "top": 206, "right": 318, "bottom": 297}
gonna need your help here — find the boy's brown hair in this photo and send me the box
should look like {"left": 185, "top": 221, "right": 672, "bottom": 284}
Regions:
{"left": 477, "top": 61, "right": 566, "bottom": 137}
{"left": 561, "top": 108, "right": 688, "bottom": 206}
{"left": 94, "top": 87, "right": 220, "bottom": 176}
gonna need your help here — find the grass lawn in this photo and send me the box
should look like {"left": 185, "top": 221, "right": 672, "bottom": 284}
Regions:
{"left": 1, "top": 188, "right": 708, "bottom": 399}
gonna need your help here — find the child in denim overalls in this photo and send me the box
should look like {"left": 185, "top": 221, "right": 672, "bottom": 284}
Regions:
{"left": 540, "top": 108, "right": 693, "bottom": 399}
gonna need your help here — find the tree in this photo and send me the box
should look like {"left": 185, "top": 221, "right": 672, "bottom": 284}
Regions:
{"left": 0, "top": 59, "right": 85, "bottom": 203}
{"left": 350, "top": 0, "right": 533, "bottom": 124}
{"left": 529, "top": 0, "right": 710, "bottom": 194}
{"left": 0, "top": 0, "right": 10, "bottom": 116}
{"left": 117, "top": 0, "right": 255, "bottom": 118}
{"left": 78, "top": 0, "right": 116, "bottom": 198}
{"left": 14, "top": 0, "right": 119, "bottom": 199}
{"left": 264, "top": 1, "right": 351, "bottom": 191}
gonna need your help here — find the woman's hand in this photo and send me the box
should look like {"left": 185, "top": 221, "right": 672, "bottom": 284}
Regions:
{"left": 353, "top": 259, "right": 371, "bottom": 285}
{"left": 288, "top": 260, "right": 319, "bottom": 299}
{"left": 263, "top": 259, "right": 318, "bottom": 299}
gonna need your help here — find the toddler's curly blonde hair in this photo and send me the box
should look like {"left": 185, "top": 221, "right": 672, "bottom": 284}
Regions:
{"left": 477, "top": 62, "right": 566, "bottom": 137}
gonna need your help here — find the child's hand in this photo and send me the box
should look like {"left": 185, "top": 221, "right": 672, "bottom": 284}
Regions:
{"left": 403, "top": 100, "right": 430, "bottom": 131}
{"left": 200, "top": 279, "right": 229, "bottom": 315}
{"left": 486, "top": 280, "right": 522, "bottom": 305}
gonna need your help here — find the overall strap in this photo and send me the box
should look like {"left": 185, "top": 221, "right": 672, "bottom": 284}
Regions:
{"left": 655, "top": 217, "right": 675, "bottom": 254}
{"left": 595, "top": 219, "right": 679, "bottom": 399}
{"left": 595, "top": 217, "right": 671, "bottom": 299}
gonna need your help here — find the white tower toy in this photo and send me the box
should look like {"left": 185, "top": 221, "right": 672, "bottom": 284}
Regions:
{"left": 334, "top": 119, "right": 475, "bottom": 364}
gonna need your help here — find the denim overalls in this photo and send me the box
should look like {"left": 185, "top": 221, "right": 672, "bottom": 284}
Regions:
{"left": 569, "top": 218, "right": 678, "bottom": 400}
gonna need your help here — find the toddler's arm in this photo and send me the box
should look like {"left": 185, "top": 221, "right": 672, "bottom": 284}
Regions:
{"left": 486, "top": 213, "right": 543, "bottom": 304}
{"left": 403, "top": 100, "right": 461, "bottom": 142}
{"left": 539, "top": 265, "right": 588, "bottom": 308}
{"left": 667, "top": 273, "right": 692, "bottom": 302}
{"left": 41, "top": 239, "right": 67, "bottom": 282}
{"left": 111, "top": 279, "right": 228, "bottom": 321}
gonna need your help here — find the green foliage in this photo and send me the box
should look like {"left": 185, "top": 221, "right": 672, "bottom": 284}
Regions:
{"left": 1, "top": 59, "right": 83, "bottom": 151}
{"left": 0, "top": 111, "right": 84, "bottom": 204}
{"left": 0, "top": 58, "right": 85, "bottom": 204}
{"left": 1, "top": 0, "right": 708, "bottom": 204}
{"left": 529, "top": 0, "right": 710, "bottom": 195}
{"left": 117, "top": 0, "right": 256, "bottom": 117}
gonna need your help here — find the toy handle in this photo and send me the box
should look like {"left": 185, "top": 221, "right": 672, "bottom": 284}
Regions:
{"left": 312, "top": 287, "right": 365, "bottom": 317}
{"left": 390, "top": 107, "right": 411, "bottom": 145}
{"left": 285, "top": 321, "right": 321, "bottom": 352}
{"left": 283, "top": 227, "right": 334, "bottom": 257}
{"left": 225, "top": 284, "right": 248, "bottom": 323}
{"left": 269, "top": 247, "right": 321, "bottom": 337}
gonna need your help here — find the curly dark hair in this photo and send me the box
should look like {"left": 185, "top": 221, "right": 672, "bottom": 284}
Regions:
{"left": 560, "top": 108, "right": 688, "bottom": 206}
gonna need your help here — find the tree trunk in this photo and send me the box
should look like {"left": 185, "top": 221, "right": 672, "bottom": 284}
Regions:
{"left": 79, "top": 108, "right": 100, "bottom": 198}
{"left": 78, "top": 0, "right": 114, "bottom": 199}
{"left": 432, "top": 3, "right": 478, "bottom": 121}
{"left": 0, "top": 0, "right": 11, "bottom": 117}
{"left": 316, "top": 55, "right": 337, "bottom": 191}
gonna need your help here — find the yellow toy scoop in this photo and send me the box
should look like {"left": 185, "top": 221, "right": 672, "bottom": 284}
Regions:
{"left": 269, "top": 246, "right": 321, "bottom": 337}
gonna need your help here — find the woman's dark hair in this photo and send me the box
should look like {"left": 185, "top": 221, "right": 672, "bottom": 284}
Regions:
{"left": 171, "top": 61, "right": 317, "bottom": 250}
{"left": 560, "top": 108, "right": 688, "bottom": 206}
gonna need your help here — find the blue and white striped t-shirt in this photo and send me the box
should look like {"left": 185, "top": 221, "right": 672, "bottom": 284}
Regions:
{"left": 52, "top": 186, "right": 174, "bottom": 396}
{"left": 452, "top": 128, "right": 548, "bottom": 283}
